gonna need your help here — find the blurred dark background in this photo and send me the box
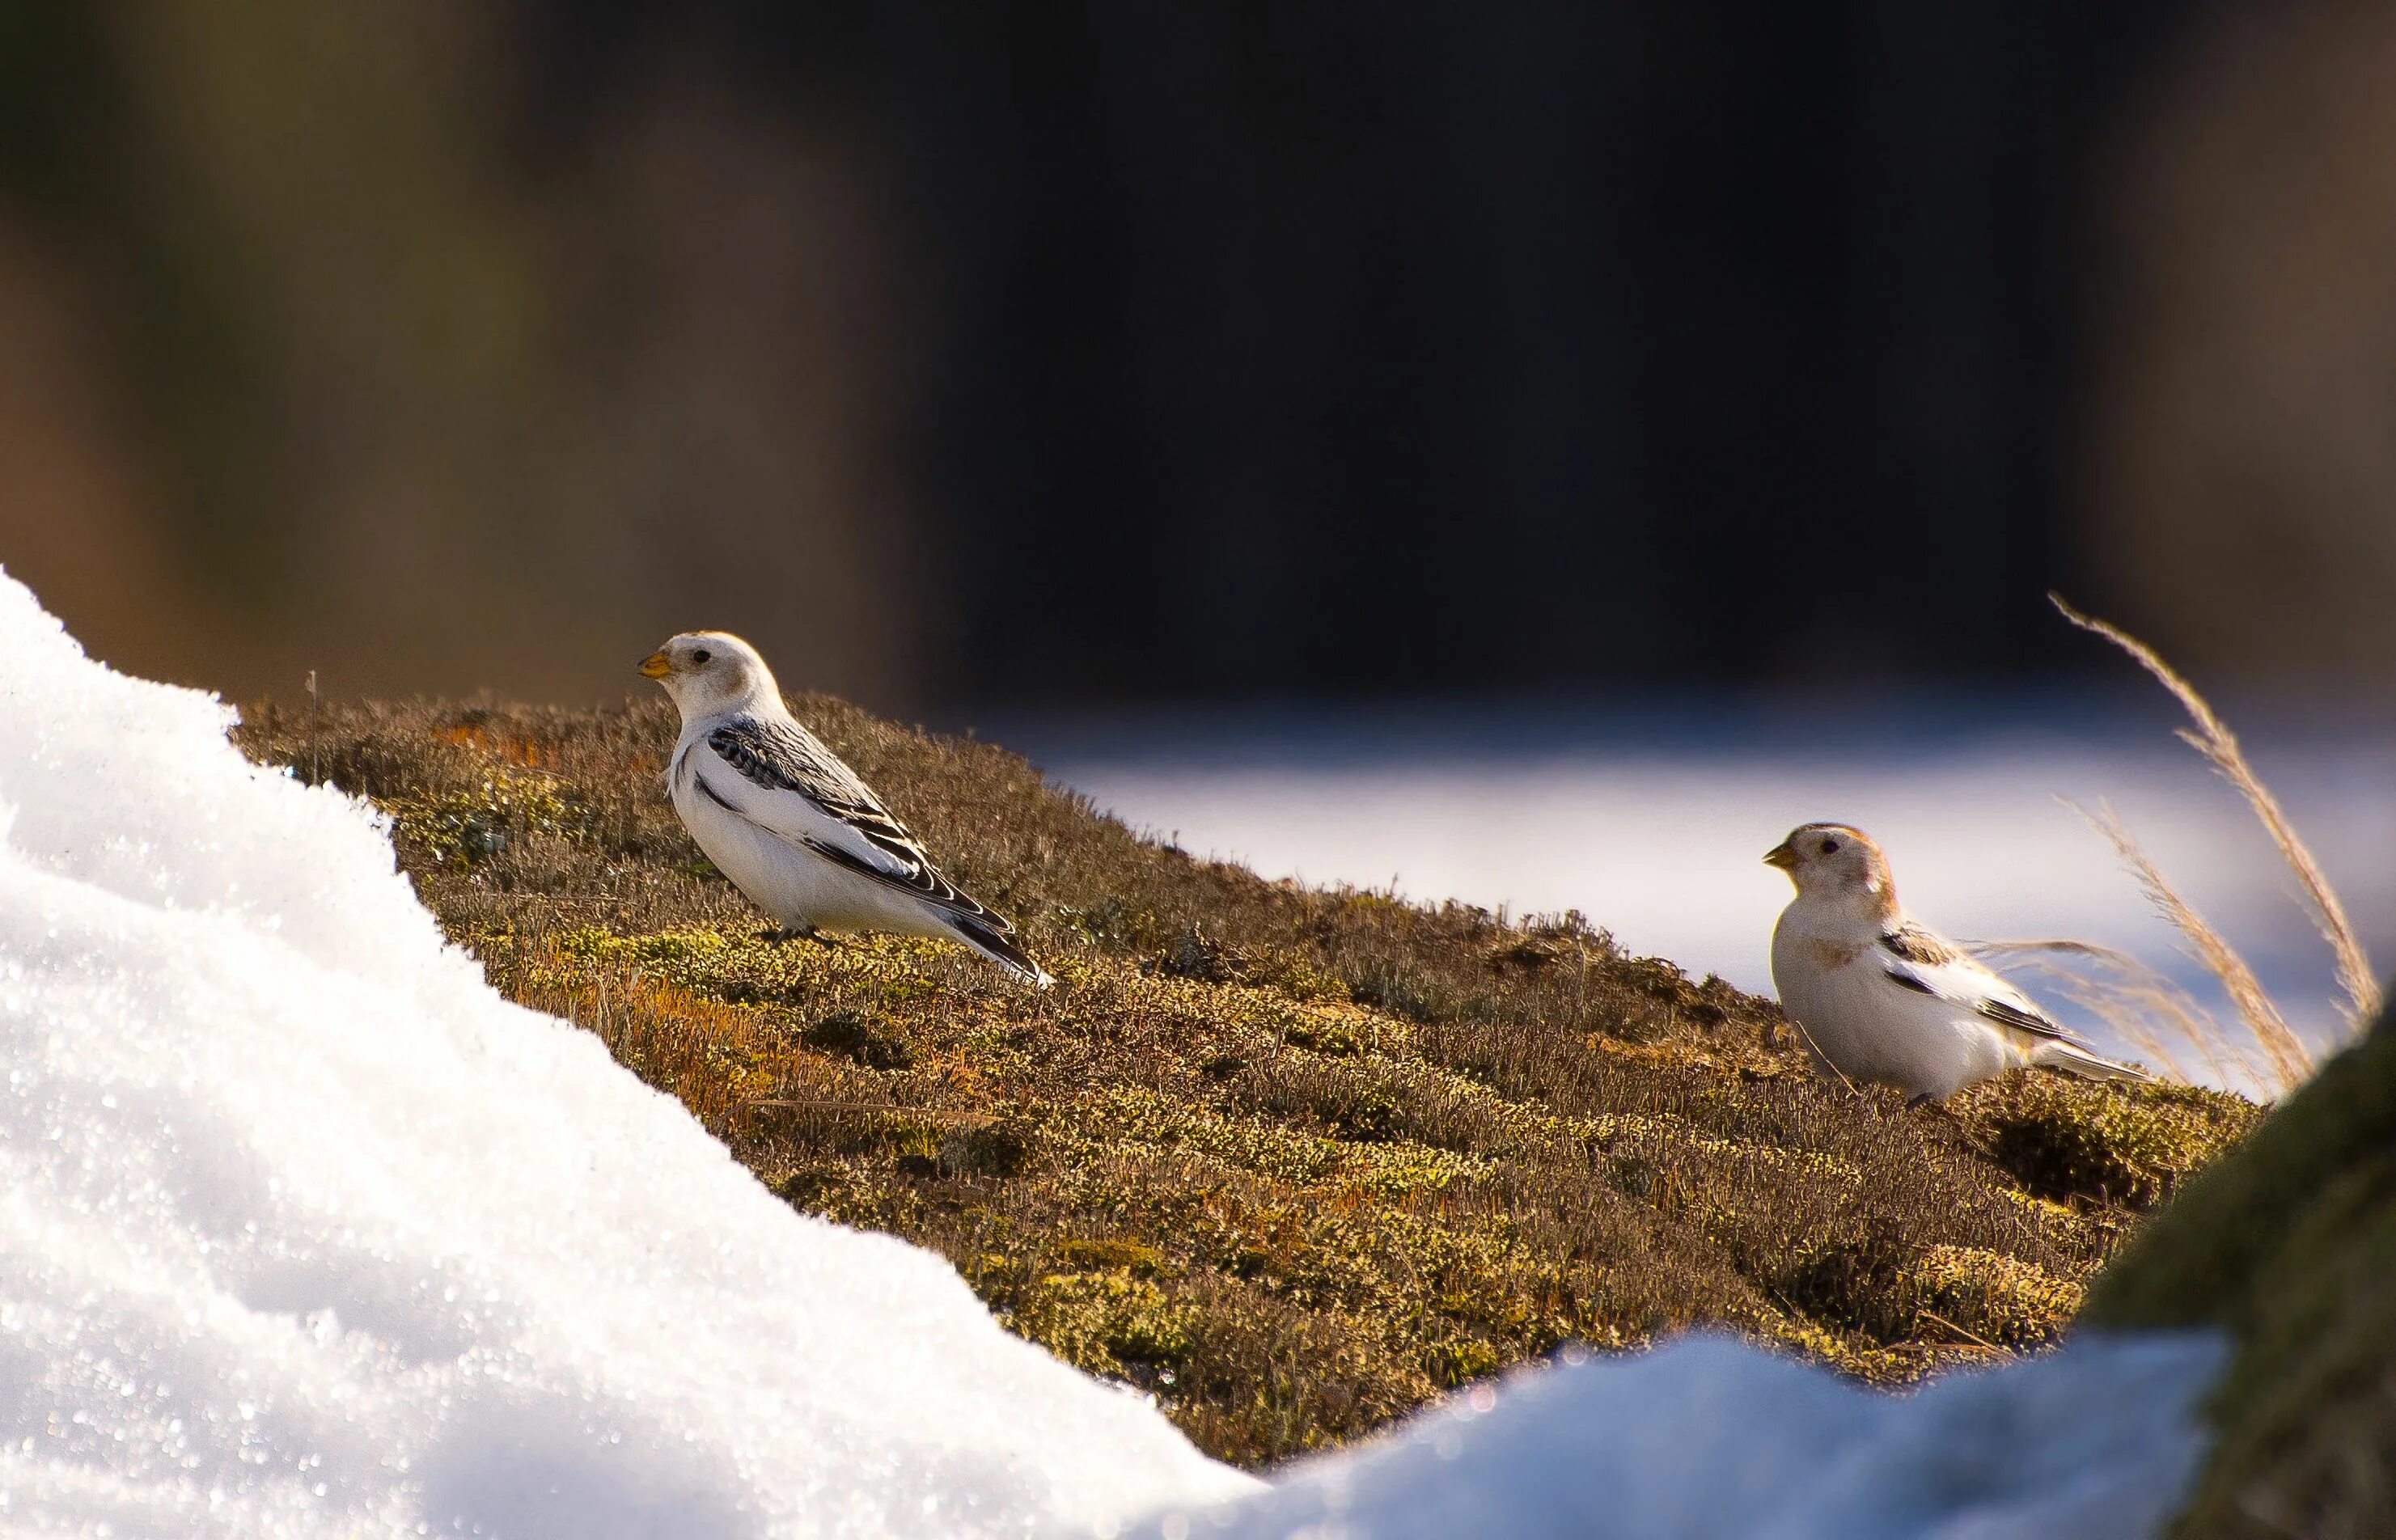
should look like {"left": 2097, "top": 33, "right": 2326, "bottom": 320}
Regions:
{"left": 2, "top": 2, "right": 2391, "bottom": 712}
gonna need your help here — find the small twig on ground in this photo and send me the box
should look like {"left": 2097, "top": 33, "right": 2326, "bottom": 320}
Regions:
{"left": 1917, "top": 1309, "right": 2009, "bottom": 1354}
{"left": 751, "top": 1098, "right": 988, "bottom": 1124}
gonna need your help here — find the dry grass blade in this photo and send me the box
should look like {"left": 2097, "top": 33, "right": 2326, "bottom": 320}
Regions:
{"left": 2051, "top": 594, "right": 2382, "bottom": 1032}
{"left": 1916, "top": 1308, "right": 2008, "bottom": 1355}
{"left": 751, "top": 1099, "right": 989, "bottom": 1123}
{"left": 1972, "top": 938, "right": 2234, "bottom": 1090}
{"left": 2063, "top": 798, "right": 2314, "bottom": 1094}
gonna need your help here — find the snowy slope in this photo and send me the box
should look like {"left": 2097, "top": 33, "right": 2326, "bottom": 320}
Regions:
{"left": 1108, "top": 1332, "right": 2225, "bottom": 1540}
{"left": 0, "top": 569, "right": 1254, "bottom": 1537}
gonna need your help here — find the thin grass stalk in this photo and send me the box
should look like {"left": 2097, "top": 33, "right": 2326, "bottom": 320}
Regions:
{"left": 2065, "top": 798, "right": 2314, "bottom": 1093}
{"left": 2052, "top": 594, "right": 2381, "bottom": 1031}
{"left": 1971, "top": 938, "right": 2247, "bottom": 1089}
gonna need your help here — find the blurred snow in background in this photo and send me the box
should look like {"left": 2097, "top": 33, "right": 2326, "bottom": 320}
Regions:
{"left": 1016, "top": 697, "right": 2396, "bottom": 1089}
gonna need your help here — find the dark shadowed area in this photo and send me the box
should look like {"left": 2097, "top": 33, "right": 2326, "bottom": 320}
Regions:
{"left": 4, "top": 2, "right": 2391, "bottom": 712}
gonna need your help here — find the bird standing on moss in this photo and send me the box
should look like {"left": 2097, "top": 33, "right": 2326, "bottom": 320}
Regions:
{"left": 640, "top": 631, "right": 1052, "bottom": 985}
{"left": 1765, "top": 823, "right": 2144, "bottom": 1104}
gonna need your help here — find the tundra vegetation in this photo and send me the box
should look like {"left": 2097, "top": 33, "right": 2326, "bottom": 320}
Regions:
{"left": 234, "top": 693, "right": 2257, "bottom": 1467}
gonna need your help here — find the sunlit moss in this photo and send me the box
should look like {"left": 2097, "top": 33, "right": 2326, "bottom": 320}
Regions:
{"left": 387, "top": 773, "right": 574, "bottom": 865}
{"left": 1909, "top": 1245, "right": 2081, "bottom": 1347}
{"left": 1020, "top": 1271, "right": 1200, "bottom": 1377}
{"left": 1960, "top": 1073, "right": 2258, "bottom": 1208}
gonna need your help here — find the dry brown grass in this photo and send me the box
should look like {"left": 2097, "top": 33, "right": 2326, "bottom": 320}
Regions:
{"left": 2070, "top": 802, "right": 2313, "bottom": 1091}
{"left": 1971, "top": 938, "right": 2221, "bottom": 1086}
{"left": 2048, "top": 596, "right": 2381, "bottom": 1093}
{"left": 231, "top": 689, "right": 2259, "bottom": 1466}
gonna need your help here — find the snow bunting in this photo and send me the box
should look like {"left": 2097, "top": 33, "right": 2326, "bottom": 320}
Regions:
{"left": 641, "top": 632, "right": 1052, "bottom": 985}
{"left": 1765, "top": 823, "right": 2144, "bottom": 1103}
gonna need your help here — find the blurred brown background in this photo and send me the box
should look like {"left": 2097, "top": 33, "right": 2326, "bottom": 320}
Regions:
{"left": 0, "top": 2, "right": 2389, "bottom": 712}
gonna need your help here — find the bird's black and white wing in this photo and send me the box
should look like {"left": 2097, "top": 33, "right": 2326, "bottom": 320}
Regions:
{"left": 1875, "top": 923, "right": 2081, "bottom": 1045}
{"left": 678, "top": 714, "right": 1007, "bottom": 929}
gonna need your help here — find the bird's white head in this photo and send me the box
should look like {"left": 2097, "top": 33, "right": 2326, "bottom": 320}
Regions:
{"left": 1763, "top": 823, "right": 1898, "bottom": 918}
{"left": 638, "top": 631, "right": 779, "bottom": 721}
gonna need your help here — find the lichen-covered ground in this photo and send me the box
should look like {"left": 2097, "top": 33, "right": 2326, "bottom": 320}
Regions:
{"left": 234, "top": 693, "right": 2259, "bottom": 1467}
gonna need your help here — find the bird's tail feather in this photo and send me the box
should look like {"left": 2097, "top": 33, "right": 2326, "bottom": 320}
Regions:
{"left": 947, "top": 915, "right": 1055, "bottom": 988}
{"left": 2034, "top": 1039, "right": 2150, "bottom": 1084}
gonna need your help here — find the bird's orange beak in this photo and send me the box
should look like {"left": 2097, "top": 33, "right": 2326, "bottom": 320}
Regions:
{"left": 1762, "top": 840, "right": 1798, "bottom": 870}
{"left": 638, "top": 650, "right": 673, "bottom": 679}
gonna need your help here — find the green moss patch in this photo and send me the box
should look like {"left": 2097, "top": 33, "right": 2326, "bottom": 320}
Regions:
{"left": 1961, "top": 1074, "right": 2260, "bottom": 1208}
{"left": 1911, "top": 1245, "right": 2081, "bottom": 1348}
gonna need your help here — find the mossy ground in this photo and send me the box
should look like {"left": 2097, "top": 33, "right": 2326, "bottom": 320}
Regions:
{"left": 234, "top": 693, "right": 2260, "bottom": 1467}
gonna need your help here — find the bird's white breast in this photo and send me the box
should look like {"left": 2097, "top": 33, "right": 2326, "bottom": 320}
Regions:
{"left": 1771, "top": 905, "right": 2013, "bottom": 1099}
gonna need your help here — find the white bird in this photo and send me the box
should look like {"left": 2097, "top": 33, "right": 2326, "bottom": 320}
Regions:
{"left": 1765, "top": 823, "right": 2144, "bottom": 1103}
{"left": 640, "top": 631, "right": 1052, "bottom": 985}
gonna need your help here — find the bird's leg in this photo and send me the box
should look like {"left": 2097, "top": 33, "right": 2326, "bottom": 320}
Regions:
{"left": 759, "top": 924, "right": 826, "bottom": 947}
{"left": 1905, "top": 1093, "right": 1939, "bottom": 1112}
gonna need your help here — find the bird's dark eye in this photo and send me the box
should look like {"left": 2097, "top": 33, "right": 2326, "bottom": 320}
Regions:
{"left": 692, "top": 649, "right": 712, "bottom": 665}
{"left": 1818, "top": 838, "right": 1839, "bottom": 855}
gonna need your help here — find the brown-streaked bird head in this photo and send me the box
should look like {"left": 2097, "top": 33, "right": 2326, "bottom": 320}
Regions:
{"left": 638, "top": 630, "right": 778, "bottom": 721}
{"left": 1765, "top": 823, "right": 1897, "bottom": 916}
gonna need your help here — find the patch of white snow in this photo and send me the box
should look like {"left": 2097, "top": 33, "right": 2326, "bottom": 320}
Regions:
{"left": 1109, "top": 1331, "right": 2224, "bottom": 1540}
{"left": 0, "top": 569, "right": 1254, "bottom": 1538}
